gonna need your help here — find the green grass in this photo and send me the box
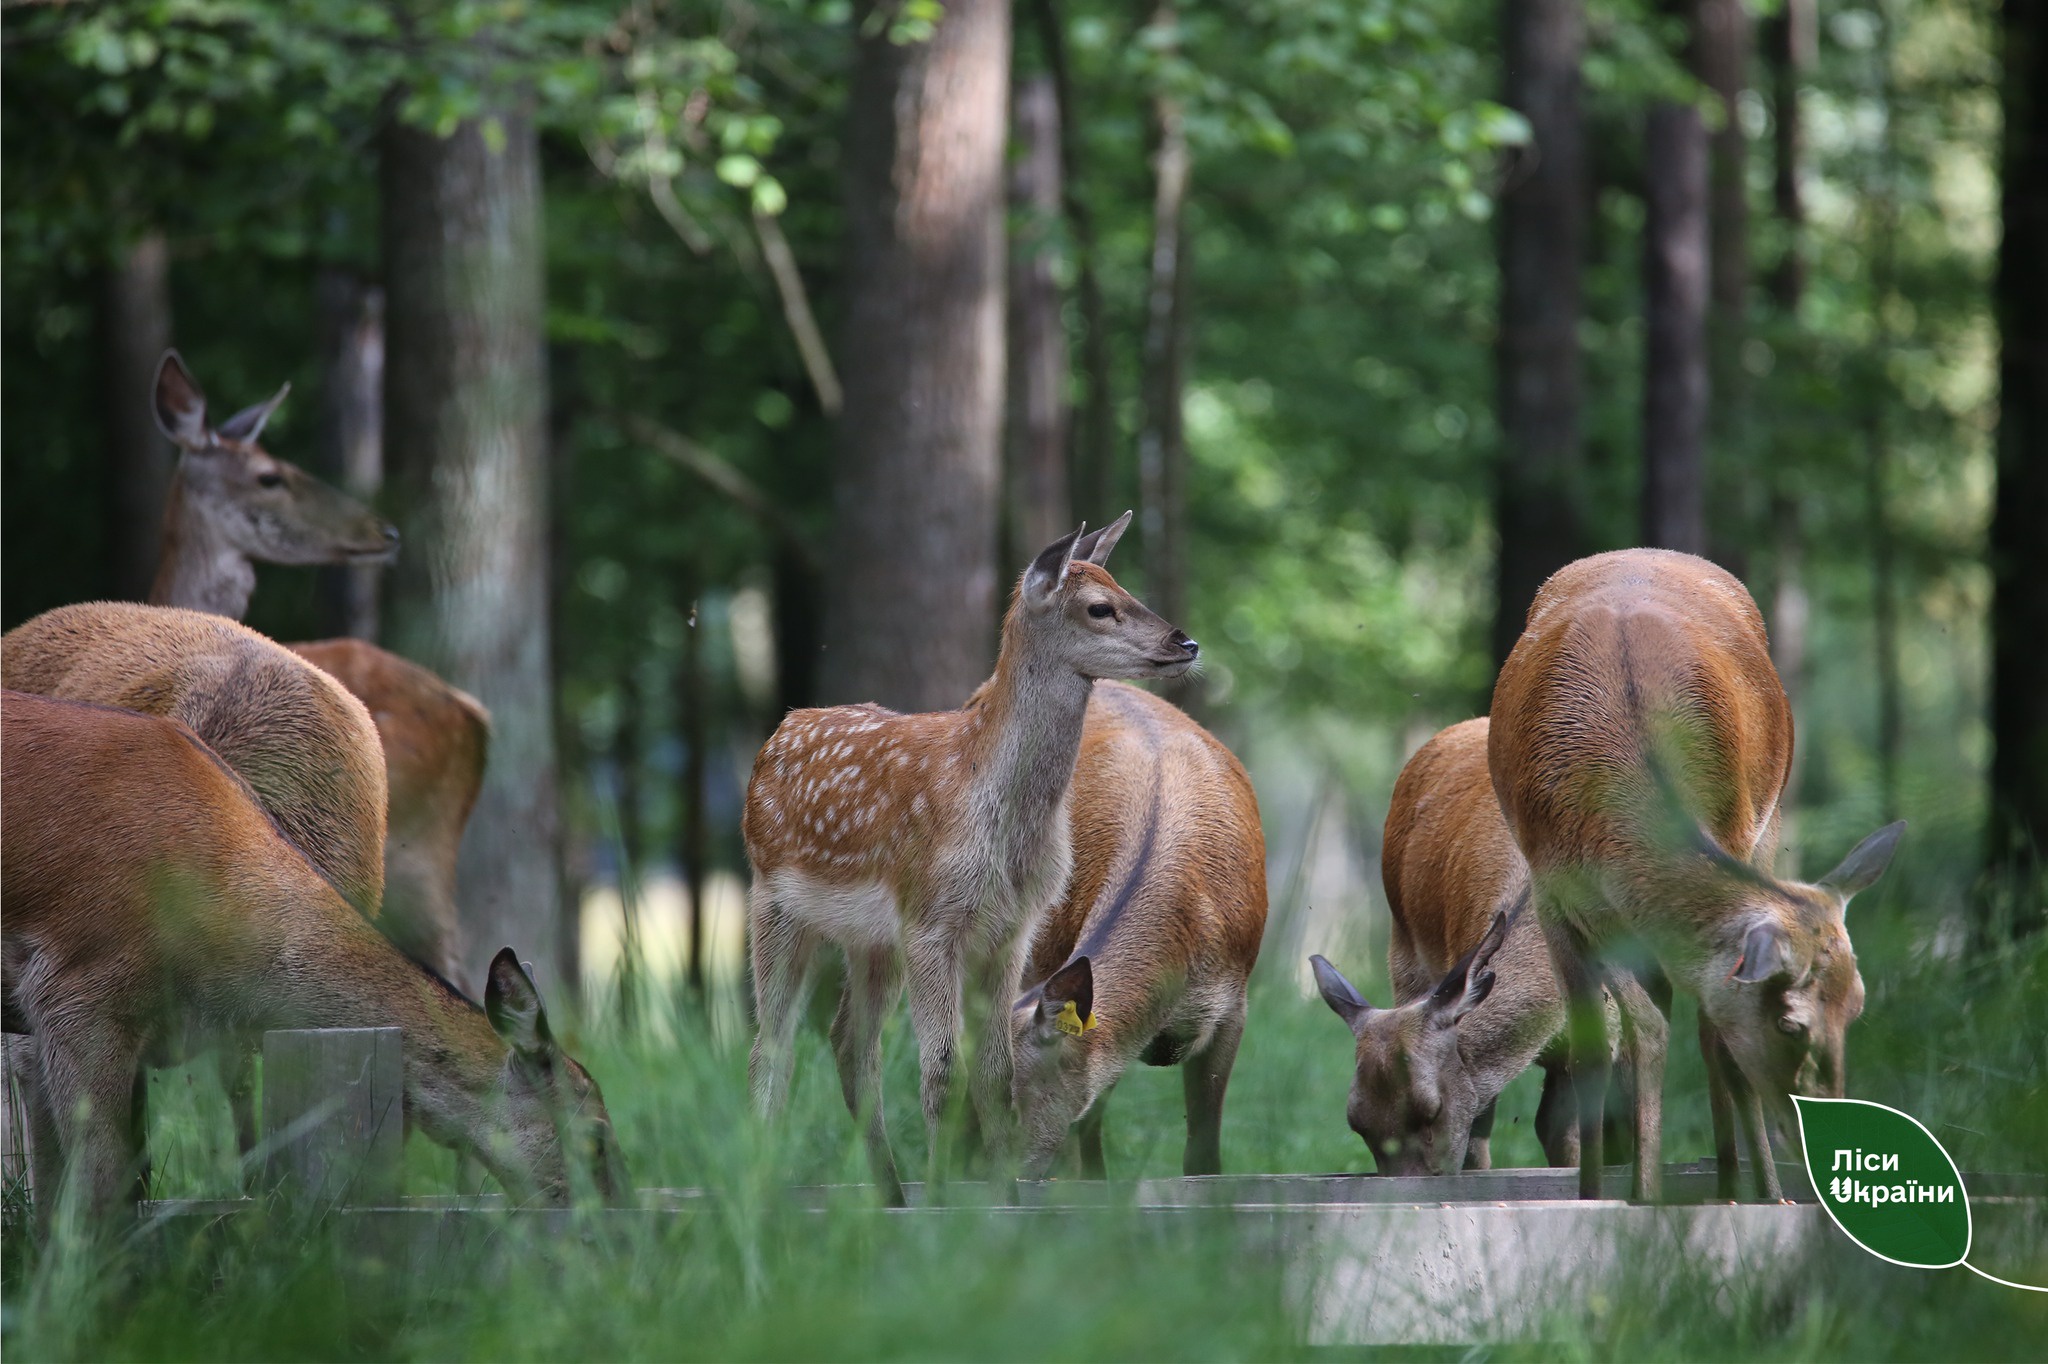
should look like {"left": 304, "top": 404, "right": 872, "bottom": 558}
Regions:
{"left": 4, "top": 856, "right": 2045, "bottom": 1360}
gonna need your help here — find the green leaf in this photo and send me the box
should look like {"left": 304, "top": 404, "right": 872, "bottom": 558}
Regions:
{"left": 1794, "top": 1096, "right": 1972, "bottom": 1270}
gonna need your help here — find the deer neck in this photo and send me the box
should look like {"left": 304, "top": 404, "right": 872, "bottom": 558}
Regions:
{"left": 150, "top": 481, "right": 256, "bottom": 618}
{"left": 960, "top": 618, "right": 1095, "bottom": 888}
{"left": 281, "top": 915, "right": 509, "bottom": 1157}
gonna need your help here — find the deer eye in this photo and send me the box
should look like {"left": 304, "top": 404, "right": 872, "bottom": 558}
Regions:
{"left": 257, "top": 471, "right": 286, "bottom": 489}
{"left": 1087, "top": 602, "right": 1114, "bottom": 620}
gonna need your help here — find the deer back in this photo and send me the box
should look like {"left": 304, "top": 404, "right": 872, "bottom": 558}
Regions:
{"left": 1027, "top": 683, "right": 1266, "bottom": 1004}
{"left": 3, "top": 603, "right": 389, "bottom": 919}
{"left": 289, "top": 638, "right": 489, "bottom": 985}
{"left": 1487, "top": 548, "right": 1792, "bottom": 915}
{"left": 1381, "top": 717, "right": 1532, "bottom": 1001}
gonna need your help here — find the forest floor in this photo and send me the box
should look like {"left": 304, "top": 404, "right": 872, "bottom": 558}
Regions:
{"left": 3, "top": 860, "right": 2045, "bottom": 1360}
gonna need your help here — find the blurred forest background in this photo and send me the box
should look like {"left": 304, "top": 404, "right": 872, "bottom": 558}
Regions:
{"left": 3, "top": 0, "right": 2043, "bottom": 1022}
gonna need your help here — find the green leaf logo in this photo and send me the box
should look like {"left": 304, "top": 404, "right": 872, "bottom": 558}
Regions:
{"left": 1793, "top": 1096, "right": 1971, "bottom": 1269}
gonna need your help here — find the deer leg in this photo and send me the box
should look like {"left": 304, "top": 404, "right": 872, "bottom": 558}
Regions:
{"left": 1700, "top": 1014, "right": 1741, "bottom": 1198}
{"left": 964, "top": 937, "right": 1030, "bottom": 1170}
{"left": 216, "top": 1044, "right": 260, "bottom": 1186}
{"left": 30, "top": 1019, "right": 144, "bottom": 1225}
{"left": 1539, "top": 908, "right": 1609, "bottom": 1200}
{"left": 1727, "top": 1051, "right": 1783, "bottom": 1201}
{"left": 829, "top": 946, "right": 904, "bottom": 1206}
{"left": 746, "top": 888, "right": 818, "bottom": 1121}
{"left": 1535, "top": 1062, "right": 1580, "bottom": 1167}
{"left": 1465, "top": 1099, "right": 1498, "bottom": 1171}
{"left": 903, "top": 932, "right": 964, "bottom": 1188}
{"left": 1612, "top": 971, "right": 1666, "bottom": 1203}
{"left": 1182, "top": 1007, "right": 1244, "bottom": 1177}
{"left": 1076, "top": 1097, "right": 1108, "bottom": 1180}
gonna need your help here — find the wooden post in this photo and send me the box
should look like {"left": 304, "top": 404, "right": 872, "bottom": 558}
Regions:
{"left": 1, "top": 1035, "right": 32, "bottom": 1205}
{"left": 261, "top": 1028, "right": 404, "bottom": 1207}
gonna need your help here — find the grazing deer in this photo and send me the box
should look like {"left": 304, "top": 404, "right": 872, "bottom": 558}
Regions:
{"left": 742, "top": 514, "right": 1197, "bottom": 1202}
{"left": 1489, "top": 548, "right": 1903, "bottom": 1201}
{"left": 1310, "top": 717, "right": 1630, "bottom": 1175}
{"left": 1010, "top": 680, "right": 1266, "bottom": 1181}
{"left": 146, "top": 350, "right": 487, "bottom": 991}
{"left": 0, "top": 692, "right": 625, "bottom": 1222}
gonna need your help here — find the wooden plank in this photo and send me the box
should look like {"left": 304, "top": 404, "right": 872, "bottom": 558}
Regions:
{"left": 260, "top": 1028, "right": 404, "bottom": 1207}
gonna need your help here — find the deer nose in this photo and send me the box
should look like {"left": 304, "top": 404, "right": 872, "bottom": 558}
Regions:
{"left": 1170, "top": 630, "right": 1198, "bottom": 659}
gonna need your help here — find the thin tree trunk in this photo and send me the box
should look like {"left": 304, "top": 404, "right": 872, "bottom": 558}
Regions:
{"left": 1641, "top": 79, "right": 1711, "bottom": 555}
{"left": 315, "top": 269, "right": 385, "bottom": 641}
{"left": 677, "top": 579, "right": 709, "bottom": 995}
{"left": 1493, "top": 0, "right": 1587, "bottom": 667}
{"left": 100, "top": 232, "right": 173, "bottom": 602}
{"left": 824, "top": 0, "right": 1011, "bottom": 711}
{"left": 1137, "top": 0, "right": 1190, "bottom": 632}
{"left": 1767, "top": 0, "right": 1814, "bottom": 311}
{"left": 1765, "top": 0, "right": 1814, "bottom": 874}
{"left": 1868, "top": 6, "right": 1904, "bottom": 823}
{"left": 1007, "top": 72, "right": 1073, "bottom": 561}
{"left": 1027, "top": 0, "right": 1114, "bottom": 524}
{"left": 1991, "top": 0, "right": 2048, "bottom": 930}
{"left": 548, "top": 349, "right": 585, "bottom": 1006}
{"left": 613, "top": 683, "right": 644, "bottom": 1031}
{"left": 382, "top": 107, "right": 564, "bottom": 991}
{"left": 1698, "top": 0, "right": 1750, "bottom": 567}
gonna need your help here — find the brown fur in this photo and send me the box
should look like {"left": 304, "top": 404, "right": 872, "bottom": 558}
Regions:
{"left": 0, "top": 692, "right": 623, "bottom": 1221}
{"left": 3, "top": 603, "right": 388, "bottom": 920}
{"left": 288, "top": 639, "right": 490, "bottom": 989}
{"left": 1011, "top": 682, "right": 1267, "bottom": 1179}
{"left": 1489, "top": 549, "right": 1901, "bottom": 1201}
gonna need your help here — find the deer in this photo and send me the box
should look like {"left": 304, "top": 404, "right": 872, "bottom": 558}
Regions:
{"left": 1488, "top": 548, "right": 1904, "bottom": 1202}
{"left": 741, "top": 513, "right": 1197, "bottom": 1204}
{"left": 4, "top": 602, "right": 389, "bottom": 922}
{"left": 1309, "top": 717, "right": 1635, "bottom": 1176}
{"left": 0, "top": 691, "right": 626, "bottom": 1225}
{"left": 1010, "top": 678, "right": 1266, "bottom": 1182}
{"left": 146, "top": 349, "right": 488, "bottom": 992}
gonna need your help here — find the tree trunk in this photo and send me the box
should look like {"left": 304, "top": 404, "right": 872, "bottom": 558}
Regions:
{"left": 1868, "top": 7, "right": 1905, "bottom": 825}
{"left": 1990, "top": 0, "right": 2048, "bottom": 930}
{"left": 1007, "top": 72, "right": 1072, "bottom": 561}
{"left": 1137, "top": 1, "right": 1191, "bottom": 633}
{"left": 1765, "top": 0, "right": 1814, "bottom": 874}
{"left": 1698, "top": 0, "right": 1750, "bottom": 568}
{"left": 1493, "top": 0, "right": 1587, "bottom": 667}
{"left": 381, "top": 108, "right": 564, "bottom": 991}
{"left": 100, "top": 232, "right": 173, "bottom": 602}
{"left": 676, "top": 577, "right": 709, "bottom": 995}
{"left": 314, "top": 269, "right": 386, "bottom": 641}
{"left": 823, "top": 0, "right": 1011, "bottom": 712}
{"left": 1027, "top": 0, "right": 1115, "bottom": 527}
{"left": 1641, "top": 89, "right": 1711, "bottom": 555}
{"left": 1767, "top": 0, "right": 1814, "bottom": 311}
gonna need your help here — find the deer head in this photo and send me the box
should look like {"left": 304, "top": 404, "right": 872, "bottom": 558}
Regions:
{"left": 1311, "top": 910, "right": 1509, "bottom": 1176}
{"left": 1010, "top": 955, "right": 1101, "bottom": 1178}
{"left": 1014, "top": 511, "right": 1198, "bottom": 682}
{"left": 151, "top": 350, "right": 398, "bottom": 580}
{"left": 473, "top": 949, "right": 630, "bottom": 1205}
{"left": 1691, "top": 821, "right": 1903, "bottom": 1136}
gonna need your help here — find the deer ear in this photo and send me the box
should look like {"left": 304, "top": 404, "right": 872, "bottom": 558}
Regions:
{"left": 1073, "top": 510, "right": 1133, "bottom": 566}
{"left": 1311, "top": 955, "right": 1375, "bottom": 1037}
{"left": 215, "top": 381, "right": 290, "bottom": 445}
{"left": 1037, "top": 955, "right": 1094, "bottom": 1016}
{"left": 1729, "top": 921, "right": 1796, "bottom": 986}
{"left": 1818, "top": 820, "right": 1905, "bottom": 904}
{"left": 485, "top": 948, "right": 556, "bottom": 1057}
{"left": 1428, "top": 915, "right": 1506, "bottom": 1027}
{"left": 153, "top": 350, "right": 210, "bottom": 448}
{"left": 1024, "top": 523, "right": 1085, "bottom": 600}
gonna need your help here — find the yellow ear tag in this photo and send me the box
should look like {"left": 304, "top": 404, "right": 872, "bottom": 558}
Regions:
{"left": 1054, "top": 1000, "right": 1098, "bottom": 1037}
